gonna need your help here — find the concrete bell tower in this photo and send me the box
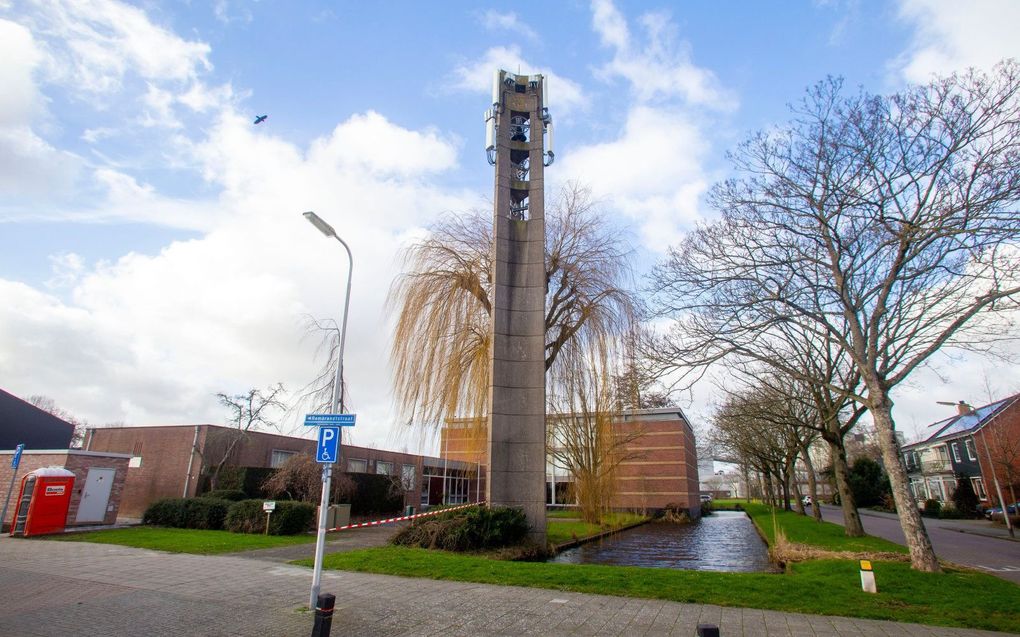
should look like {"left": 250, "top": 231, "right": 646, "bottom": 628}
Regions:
{"left": 484, "top": 70, "right": 554, "bottom": 544}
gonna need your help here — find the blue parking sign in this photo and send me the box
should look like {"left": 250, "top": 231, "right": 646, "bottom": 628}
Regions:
{"left": 316, "top": 426, "right": 340, "bottom": 464}
{"left": 12, "top": 443, "right": 24, "bottom": 469}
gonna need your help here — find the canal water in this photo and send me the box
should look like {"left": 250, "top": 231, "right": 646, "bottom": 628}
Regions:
{"left": 549, "top": 510, "right": 777, "bottom": 572}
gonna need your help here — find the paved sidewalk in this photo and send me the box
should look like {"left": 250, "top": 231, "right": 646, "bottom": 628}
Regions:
{"left": 0, "top": 535, "right": 1014, "bottom": 637}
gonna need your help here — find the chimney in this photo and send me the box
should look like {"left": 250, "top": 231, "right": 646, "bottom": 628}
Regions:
{"left": 957, "top": 401, "right": 974, "bottom": 415}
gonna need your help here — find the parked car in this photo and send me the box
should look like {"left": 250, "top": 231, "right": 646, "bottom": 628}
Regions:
{"left": 983, "top": 501, "right": 1020, "bottom": 520}
{"left": 699, "top": 494, "right": 713, "bottom": 503}
{"left": 801, "top": 496, "right": 813, "bottom": 507}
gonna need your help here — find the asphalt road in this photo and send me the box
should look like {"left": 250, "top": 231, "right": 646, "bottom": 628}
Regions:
{"left": 818, "top": 504, "right": 1020, "bottom": 584}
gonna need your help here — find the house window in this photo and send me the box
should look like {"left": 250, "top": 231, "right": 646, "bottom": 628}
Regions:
{"left": 950, "top": 442, "right": 961, "bottom": 463}
{"left": 964, "top": 439, "right": 977, "bottom": 461}
{"left": 270, "top": 449, "right": 297, "bottom": 468}
{"left": 347, "top": 458, "right": 367, "bottom": 473}
{"left": 401, "top": 464, "right": 416, "bottom": 491}
{"left": 972, "top": 477, "right": 988, "bottom": 500}
{"left": 376, "top": 461, "right": 393, "bottom": 476}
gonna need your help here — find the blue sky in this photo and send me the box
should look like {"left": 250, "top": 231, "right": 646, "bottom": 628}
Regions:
{"left": 2, "top": 0, "right": 1018, "bottom": 451}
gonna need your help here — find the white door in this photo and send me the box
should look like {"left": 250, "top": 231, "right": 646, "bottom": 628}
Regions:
{"left": 75, "top": 468, "right": 116, "bottom": 522}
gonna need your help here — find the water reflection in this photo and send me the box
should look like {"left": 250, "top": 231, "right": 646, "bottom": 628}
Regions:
{"left": 549, "top": 510, "right": 777, "bottom": 572}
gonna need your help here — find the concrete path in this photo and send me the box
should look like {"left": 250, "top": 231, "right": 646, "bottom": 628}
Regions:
{"left": 1, "top": 534, "right": 1014, "bottom": 637}
{"left": 819, "top": 504, "right": 1020, "bottom": 584}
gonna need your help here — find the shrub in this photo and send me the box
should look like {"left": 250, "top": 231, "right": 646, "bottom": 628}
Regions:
{"left": 142, "top": 497, "right": 230, "bottom": 530}
{"left": 938, "top": 504, "right": 968, "bottom": 519}
{"left": 391, "top": 505, "right": 529, "bottom": 551}
{"left": 203, "top": 489, "right": 247, "bottom": 502}
{"left": 343, "top": 473, "right": 404, "bottom": 515}
{"left": 950, "top": 475, "right": 979, "bottom": 518}
{"left": 847, "top": 458, "right": 891, "bottom": 507}
{"left": 922, "top": 499, "right": 942, "bottom": 518}
{"left": 224, "top": 499, "right": 315, "bottom": 535}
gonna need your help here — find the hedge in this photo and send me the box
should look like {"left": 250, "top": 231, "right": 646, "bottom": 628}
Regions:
{"left": 223, "top": 499, "right": 315, "bottom": 535}
{"left": 342, "top": 473, "right": 404, "bottom": 516}
{"left": 207, "top": 467, "right": 278, "bottom": 498}
{"left": 203, "top": 489, "right": 247, "bottom": 501}
{"left": 391, "top": 505, "right": 529, "bottom": 551}
{"left": 142, "top": 497, "right": 231, "bottom": 530}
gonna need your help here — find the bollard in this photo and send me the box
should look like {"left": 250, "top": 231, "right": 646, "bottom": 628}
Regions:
{"left": 310, "top": 593, "right": 335, "bottom": 637}
{"left": 860, "top": 559, "right": 877, "bottom": 593}
{"left": 696, "top": 624, "right": 720, "bottom": 637}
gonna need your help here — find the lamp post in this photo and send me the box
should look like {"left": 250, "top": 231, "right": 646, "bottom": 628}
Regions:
{"left": 303, "top": 211, "right": 354, "bottom": 609}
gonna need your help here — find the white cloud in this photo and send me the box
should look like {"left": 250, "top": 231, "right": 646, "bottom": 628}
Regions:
{"left": 559, "top": 106, "right": 711, "bottom": 252}
{"left": 478, "top": 10, "right": 538, "bottom": 41}
{"left": 451, "top": 45, "right": 586, "bottom": 117}
{"left": 590, "top": 0, "right": 735, "bottom": 109}
{"left": 0, "top": 107, "right": 478, "bottom": 448}
{"left": 895, "top": 0, "right": 1020, "bottom": 83}
{"left": 45, "top": 252, "right": 85, "bottom": 289}
{"left": 26, "top": 0, "right": 211, "bottom": 94}
{"left": 0, "top": 19, "right": 42, "bottom": 127}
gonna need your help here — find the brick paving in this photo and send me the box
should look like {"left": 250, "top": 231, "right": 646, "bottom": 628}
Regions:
{"left": 0, "top": 534, "right": 1014, "bottom": 637}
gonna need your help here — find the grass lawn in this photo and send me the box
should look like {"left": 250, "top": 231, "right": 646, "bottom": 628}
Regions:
{"left": 741, "top": 502, "right": 907, "bottom": 554}
{"left": 545, "top": 509, "right": 582, "bottom": 519}
{"left": 546, "top": 512, "right": 648, "bottom": 546}
{"left": 295, "top": 501, "right": 1019, "bottom": 632}
{"left": 51, "top": 526, "right": 325, "bottom": 554}
{"left": 300, "top": 547, "right": 1020, "bottom": 632}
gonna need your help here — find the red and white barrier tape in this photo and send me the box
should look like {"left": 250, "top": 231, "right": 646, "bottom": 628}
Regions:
{"left": 327, "top": 501, "right": 485, "bottom": 532}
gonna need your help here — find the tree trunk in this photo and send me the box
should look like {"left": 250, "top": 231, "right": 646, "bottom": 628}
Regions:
{"left": 800, "top": 444, "right": 822, "bottom": 521}
{"left": 788, "top": 455, "right": 804, "bottom": 514}
{"left": 827, "top": 438, "right": 865, "bottom": 536}
{"left": 763, "top": 471, "right": 775, "bottom": 507}
{"left": 870, "top": 395, "right": 941, "bottom": 572}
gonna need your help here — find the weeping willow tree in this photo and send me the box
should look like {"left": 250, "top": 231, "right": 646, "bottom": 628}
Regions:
{"left": 546, "top": 337, "right": 644, "bottom": 523}
{"left": 387, "top": 182, "right": 637, "bottom": 435}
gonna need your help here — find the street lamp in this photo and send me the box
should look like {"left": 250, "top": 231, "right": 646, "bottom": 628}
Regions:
{"left": 302, "top": 210, "right": 354, "bottom": 609}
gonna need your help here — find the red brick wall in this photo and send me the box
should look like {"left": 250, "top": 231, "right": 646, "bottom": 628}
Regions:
{"left": 612, "top": 415, "right": 700, "bottom": 514}
{"left": 85, "top": 426, "right": 204, "bottom": 517}
{"left": 0, "top": 451, "right": 130, "bottom": 528}
{"left": 86, "top": 425, "right": 432, "bottom": 514}
{"left": 974, "top": 400, "right": 1020, "bottom": 502}
{"left": 440, "top": 409, "right": 702, "bottom": 515}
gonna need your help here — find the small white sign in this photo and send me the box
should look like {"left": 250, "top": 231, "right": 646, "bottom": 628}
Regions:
{"left": 45, "top": 485, "right": 65, "bottom": 496}
{"left": 263, "top": 501, "right": 276, "bottom": 512}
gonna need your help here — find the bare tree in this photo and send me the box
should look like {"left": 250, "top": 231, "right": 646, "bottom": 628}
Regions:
{"left": 649, "top": 62, "right": 1020, "bottom": 571}
{"left": 546, "top": 338, "right": 644, "bottom": 523}
{"left": 28, "top": 395, "right": 87, "bottom": 448}
{"left": 387, "top": 181, "right": 637, "bottom": 429}
{"left": 204, "top": 384, "right": 287, "bottom": 490}
{"left": 262, "top": 453, "right": 355, "bottom": 503}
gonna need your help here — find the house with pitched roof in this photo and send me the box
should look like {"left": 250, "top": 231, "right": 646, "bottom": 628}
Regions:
{"left": 901, "top": 395, "right": 1020, "bottom": 507}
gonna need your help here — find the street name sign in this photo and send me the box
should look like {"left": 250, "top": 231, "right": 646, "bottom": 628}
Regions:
{"left": 11, "top": 443, "right": 24, "bottom": 469}
{"left": 304, "top": 414, "right": 356, "bottom": 427}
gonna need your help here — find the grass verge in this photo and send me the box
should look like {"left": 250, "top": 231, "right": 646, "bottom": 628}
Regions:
{"left": 298, "top": 546, "right": 1020, "bottom": 632}
{"left": 741, "top": 502, "right": 907, "bottom": 555}
{"left": 50, "top": 526, "right": 325, "bottom": 554}
{"left": 546, "top": 512, "right": 648, "bottom": 546}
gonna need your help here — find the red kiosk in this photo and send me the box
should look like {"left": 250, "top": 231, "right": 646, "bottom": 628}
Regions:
{"left": 10, "top": 467, "right": 75, "bottom": 537}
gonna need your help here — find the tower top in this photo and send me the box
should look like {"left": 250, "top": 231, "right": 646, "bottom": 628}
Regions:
{"left": 484, "top": 69, "right": 554, "bottom": 168}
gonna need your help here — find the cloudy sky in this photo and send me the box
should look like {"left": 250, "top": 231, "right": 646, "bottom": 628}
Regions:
{"left": 2, "top": 0, "right": 1019, "bottom": 453}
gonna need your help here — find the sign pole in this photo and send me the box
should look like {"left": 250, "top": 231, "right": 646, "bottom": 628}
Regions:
{"left": 310, "top": 464, "right": 332, "bottom": 606}
{"left": 303, "top": 212, "right": 353, "bottom": 610}
{"left": 1, "top": 444, "right": 25, "bottom": 533}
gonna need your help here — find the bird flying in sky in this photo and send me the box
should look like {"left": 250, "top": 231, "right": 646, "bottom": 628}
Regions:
{"left": 253, "top": 115, "right": 268, "bottom": 125}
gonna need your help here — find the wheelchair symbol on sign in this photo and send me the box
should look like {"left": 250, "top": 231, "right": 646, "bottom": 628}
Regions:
{"left": 316, "top": 426, "right": 340, "bottom": 463}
